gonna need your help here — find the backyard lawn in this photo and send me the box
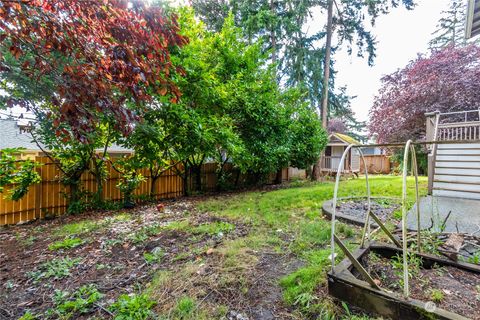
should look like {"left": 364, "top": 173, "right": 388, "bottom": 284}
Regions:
{"left": 0, "top": 175, "right": 427, "bottom": 320}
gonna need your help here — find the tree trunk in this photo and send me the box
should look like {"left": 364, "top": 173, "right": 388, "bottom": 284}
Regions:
{"left": 275, "top": 168, "right": 283, "bottom": 184}
{"left": 182, "top": 173, "right": 189, "bottom": 196}
{"left": 192, "top": 165, "right": 202, "bottom": 192}
{"left": 320, "top": 0, "right": 334, "bottom": 128}
{"left": 311, "top": 159, "right": 322, "bottom": 181}
{"left": 94, "top": 170, "right": 103, "bottom": 204}
{"left": 150, "top": 175, "right": 159, "bottom": 199}
{"left": 312, "top": 0, "right": 333, "bottom": 180}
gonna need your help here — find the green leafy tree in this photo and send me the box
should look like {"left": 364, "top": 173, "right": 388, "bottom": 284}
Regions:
{"left": 191, "top": 0, "right": 414, "bottom": 123}
{"left": 31, "top": 116, "right": 95, "bottom": 213}
{"left": 111, "top": 155, "right": 145, "bottom": 209}
{"left": 125, "top": 121, "right": 173, "bottom": 198}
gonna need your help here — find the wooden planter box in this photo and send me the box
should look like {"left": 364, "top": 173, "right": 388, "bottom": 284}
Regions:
{"left": 328, "top": 242, "right": 480, "bottom": 320}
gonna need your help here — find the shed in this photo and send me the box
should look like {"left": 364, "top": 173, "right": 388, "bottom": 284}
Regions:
{"left": 320, "top": 133, "right": 360, "bottom": 175}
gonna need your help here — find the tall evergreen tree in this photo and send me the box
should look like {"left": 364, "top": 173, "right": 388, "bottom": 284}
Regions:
{"left": 429, "top": 0, "right": 467, "bottom": 50}
{"left": 191, "top": 0, "right": 414, "bottom": 126}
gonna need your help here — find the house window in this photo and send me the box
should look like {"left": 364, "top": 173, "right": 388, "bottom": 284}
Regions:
{"left": 325, "top": 146, "right": 332, "bottom": 156}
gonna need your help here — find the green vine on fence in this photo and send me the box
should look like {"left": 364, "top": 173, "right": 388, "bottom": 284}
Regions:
{"left": 0, "top": 148, "right": 41, "bottom": 201}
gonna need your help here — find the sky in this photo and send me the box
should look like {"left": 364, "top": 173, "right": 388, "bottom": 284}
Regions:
{"left": 328, "top": 0, "right": 451, "bottom": 123}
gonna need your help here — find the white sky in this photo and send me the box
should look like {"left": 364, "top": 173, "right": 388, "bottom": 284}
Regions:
{"left": 328, "top": 0, "right": 451, "bottom": 122}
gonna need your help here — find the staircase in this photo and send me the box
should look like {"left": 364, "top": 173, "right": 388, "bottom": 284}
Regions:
{"left": 427, "top": 110, "right": 480, "bottom": 200}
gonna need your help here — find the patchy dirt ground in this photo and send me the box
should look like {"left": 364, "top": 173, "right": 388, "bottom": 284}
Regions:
{"left": 0, "top": 198, "right": 304, "bottom": 320}
{"left": 364, "top": 252, "right": 480, "bottom": 319}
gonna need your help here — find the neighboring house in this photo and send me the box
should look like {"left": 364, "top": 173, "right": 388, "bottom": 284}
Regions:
{"left": 0, "top": 118, "right": 131, "bottom": 158}
{"left": 320, "top": 133, "right": 361, "bottom": 175}
{"left": 466, "top": 0, "right": 480, "bottom": 39}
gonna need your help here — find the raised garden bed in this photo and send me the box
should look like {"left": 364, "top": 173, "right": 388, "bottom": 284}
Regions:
{"left": 322, "top": 197, "right": 400, "bottom": 227}
{"left": 328, "top": 242, "right": 480, "bottom": 320}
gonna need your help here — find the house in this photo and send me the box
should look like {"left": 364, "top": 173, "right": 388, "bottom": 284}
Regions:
{"left": 320, "top": 133, "right": 361, "bottom": 175}
{"left": 466, "top": 0, "right": 480, "bottom": 39}
{"left": 0, "top": 118, "right": 131, "bottom": 158}
{"left": 425, "top": 110, "right": 480, "bottom": 199}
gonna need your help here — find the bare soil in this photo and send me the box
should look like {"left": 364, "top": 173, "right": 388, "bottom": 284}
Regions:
{"left": 0, "top": 198, "right": 302, "bottom": 320}
{"left": 336, "top": 198, "right": 400, "bottom": 222}
{"left": 363, "top": 252, "right": 480, "bottom": 319}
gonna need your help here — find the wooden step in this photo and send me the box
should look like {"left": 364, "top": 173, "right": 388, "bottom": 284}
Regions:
{"left": 437, "top": 148, "right": 480, "bottom": 155}
{"left": 435, "top": 161, "right": 480, "bottom": 169}
{"left": 436, "top": 155, "right": 480, "bottom": 161}
{"left": 433, "top": 182, "right": 480, "bottom": 193}
{"left": 435, "top": 167, "right": 480, "bottom": 176}
{"left": 434, "top": 174, "right": 480, "bottom": 183}
{"left": 434, "top": 178, "right": 480, "bottom": 185}
{"left": 432, "top": 189, "right": 480, "bottom": 200}
{"left": 437, "top": 143, "right": 480, "bottom": 150}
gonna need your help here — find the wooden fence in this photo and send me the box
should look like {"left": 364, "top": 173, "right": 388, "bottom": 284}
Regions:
{"left": 0, "top": 157, "right": 288, "bottom": 225}
{"left": 360, "top": 155, "right": 391, "bottom": 174}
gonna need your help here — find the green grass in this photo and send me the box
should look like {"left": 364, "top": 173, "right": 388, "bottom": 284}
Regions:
{"left": 52, "top": 212, "right": 132, "bottom": 238}
{"left": 192, "top": 221, "right": 235, "bottom": 236}
{"left": 141, "top": 176, "right": 427, "bottom": 318}
{"left": 53, "top": 220, "right": 101, "bottom": 238}
{"left": 198, "top": 176, "right": 427, "bottom": 229}
{"left": 48, "top": 237, "right": 84, "bottom": 251}
{"left": 197, "top": 175, "right": 427, "bottom": 318}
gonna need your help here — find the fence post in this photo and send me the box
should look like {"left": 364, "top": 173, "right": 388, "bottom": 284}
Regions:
{"left": 34, "top": 156, "right": 42, "bottom": 219}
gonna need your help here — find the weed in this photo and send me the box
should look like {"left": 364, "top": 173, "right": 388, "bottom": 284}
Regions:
{"left": 27, "top": 257, "right": 82, "bottom": 282}
{"left": 429, "top": 289, "right": 444, "bottom": 303}
{"left": 337, "top": 223, "right": 354, "bottom": 238}
{"left": 46, "top": 284, "right": 103, "bottom": 319}
{"left": 15, "top": 233, "right": 36, "bottom": 246}
{"left": 4, "top": 280, "right": 14, "bottom": 289}
{"left": 172, "top": 252, "right": 190, "bottom": 262}
{"left": 128, "top": 230, "right": 150, "bottom": 244}
{"left": 18, "top": 311, "right": 36, "bottom": 320}
{"left": 289, "top": 219, "right": 331, "bottom": 253}
{"left": 108, "top": 294, "right": 156, "bottom": 320}
{"left": 96, "top": 263, "right": 108, "bottom": 270}
{"left": 48, "top": 237, "right": 84, "bottom": 251}
{"left": 163, "top": 220, "right": 190, "bottom": 231}
{"left": 103, "top": 212, "right": 132, "bottom": 224}
{"left": 143, "top": 247, "right": 164, "bottom": 264}
{"left": 341, "top": 301, "right": 373, "bottom": 319}
{"left": 192, "top": 221, "right": 235, "bottom": 236}
{"left": 280, "top": 265, "right": 324, "bottom": 307}
{"left": 173, "top": 296, "right": 197, "bottom": 319}
{"left": 102, "top": 238, "right": 124, "bottom": 250}
{"left": 127, "top": 223, "right": 165, "bottom": 244}
{"left": 53, "top": 220, "right": 100, "bottom": 237}
{"left": 391, "top": 253, "right": 423, "bottom": 289}
{"left": 468, "top": 252, "right": 480, "bottom": 265}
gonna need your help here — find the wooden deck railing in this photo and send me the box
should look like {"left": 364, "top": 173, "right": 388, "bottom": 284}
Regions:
{"left": 426, "top": 109, "right": 480, "bottom": 142}
{"left": 425, "top": 109, "right": 480, "bottom": 193}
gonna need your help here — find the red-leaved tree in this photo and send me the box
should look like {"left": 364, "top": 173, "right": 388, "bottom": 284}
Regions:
{"left": 369, "top": 45, "right": 480, "bottom": 142}
{"left": 0, "top": 0, "right": 187, "bottom": 137}
{"left": 327, "top": 117, "right": 347, "bottom": 134}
